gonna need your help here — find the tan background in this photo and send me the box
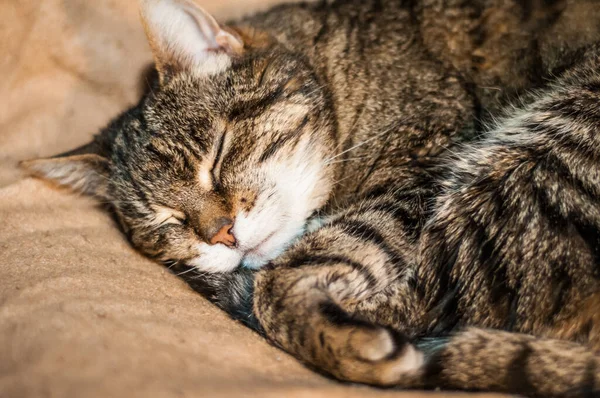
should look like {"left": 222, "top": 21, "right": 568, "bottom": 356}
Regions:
{"left": 0, "top": 1, "right": 500, "bottom": 397}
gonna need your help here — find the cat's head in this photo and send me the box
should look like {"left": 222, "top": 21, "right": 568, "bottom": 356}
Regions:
{"left": 23, "top": 0, "right": 336, "bottom": 273}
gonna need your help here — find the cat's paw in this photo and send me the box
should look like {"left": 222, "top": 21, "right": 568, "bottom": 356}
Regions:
{"left": 316, "top": 303, "right": 424, "bottom": 386}
{"left": 350, "top": 326, "right": 397, "bottom": 361}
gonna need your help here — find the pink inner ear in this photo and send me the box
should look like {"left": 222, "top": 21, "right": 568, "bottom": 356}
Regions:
{"left": 140, "top": 0, "right": 244, "bottom": 79}
{"left": 181, "top": 1, "right": 221, "bottom": 36}
{"left": 183, "top": 2, "right": 244, "bottom": 56}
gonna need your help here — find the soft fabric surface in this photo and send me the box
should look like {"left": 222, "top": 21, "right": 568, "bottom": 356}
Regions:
{"left": 0, "top": 1, "right": 501, "bottom": 397}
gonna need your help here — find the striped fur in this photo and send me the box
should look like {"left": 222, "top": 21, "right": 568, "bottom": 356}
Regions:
{"left": 23, "top": 0, "right": 600, "bottom": 396}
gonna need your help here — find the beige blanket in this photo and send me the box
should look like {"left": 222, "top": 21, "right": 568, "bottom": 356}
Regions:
{"left": 0, "top": 1, "right": 500, "bottom": 396}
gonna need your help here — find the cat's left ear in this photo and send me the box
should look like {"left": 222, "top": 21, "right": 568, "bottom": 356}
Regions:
{"left": 21, "top": 143, "right": 111, "bottom": 200}
{"left": 139, "top": 0, "right": 244, "bottom": 83}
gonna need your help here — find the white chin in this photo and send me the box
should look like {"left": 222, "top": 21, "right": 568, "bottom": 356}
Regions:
{"left": 240, "top": 232, "right": 293, "bottom": 270}
{"left": 187, "top": 244, "right": 243, "bottom": 273}
{"left": 241, "top": 254, "right": 269, "bottom": 270}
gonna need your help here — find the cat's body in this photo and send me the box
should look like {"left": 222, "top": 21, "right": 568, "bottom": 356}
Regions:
{"left": 24, "top": 0, "right": 600, "bottom": 396}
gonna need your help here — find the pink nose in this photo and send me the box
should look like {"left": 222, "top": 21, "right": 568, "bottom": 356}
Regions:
{"left": 209, "top": 223, "right": 236, "bottom": 247}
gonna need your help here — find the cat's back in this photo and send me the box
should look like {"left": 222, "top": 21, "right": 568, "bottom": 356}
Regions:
{"left": 243, "top": 0, "right": 416, "bottom": 56}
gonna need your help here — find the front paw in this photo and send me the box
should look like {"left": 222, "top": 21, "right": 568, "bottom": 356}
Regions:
{"left": 315, "top": 302, "right": 424, "bottom": 386}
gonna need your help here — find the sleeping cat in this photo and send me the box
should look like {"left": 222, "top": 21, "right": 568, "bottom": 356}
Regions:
{"left": 23, "top": 0, "right": 600, "bottom": 396}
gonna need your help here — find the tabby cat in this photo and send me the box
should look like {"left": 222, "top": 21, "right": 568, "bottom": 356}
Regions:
{"left": 23, "top": 0, "right": 600, "bottom": 396}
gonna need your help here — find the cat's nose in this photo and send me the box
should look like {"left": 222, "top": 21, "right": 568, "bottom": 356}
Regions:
{"left": 209, "top": 217, "right": 236, "bottom": 247}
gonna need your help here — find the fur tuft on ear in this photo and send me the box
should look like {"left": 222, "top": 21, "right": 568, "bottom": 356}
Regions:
{"left": 139, "top": 0, "right": 244, "bottom": 82}
{"left": 21, "top": 154, "right": 111, "bottom": 199}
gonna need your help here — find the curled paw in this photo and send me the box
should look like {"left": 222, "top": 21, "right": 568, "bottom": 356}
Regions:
{"left": 314, "top": 302, "right": 424, "bottom": 386}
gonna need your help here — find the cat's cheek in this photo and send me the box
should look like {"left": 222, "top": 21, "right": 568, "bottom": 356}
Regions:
{"left": 187, "top": 244, "right": 243, "bottom": 273}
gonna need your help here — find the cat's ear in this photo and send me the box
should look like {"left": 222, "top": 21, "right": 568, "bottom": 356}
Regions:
{"left": 21, "top": 144, "right": 111, "bottom": 200}
{"left": 139, "top": 0, "right": 244, "bottom": 82}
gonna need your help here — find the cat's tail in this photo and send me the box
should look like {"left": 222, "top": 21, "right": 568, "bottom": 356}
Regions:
{"left": 405, "top": 327, "right": 599, "bottom": 397}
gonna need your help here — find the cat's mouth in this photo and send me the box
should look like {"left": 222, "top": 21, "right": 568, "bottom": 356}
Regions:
{"left": 240, "top": 230, "right": 279, "bottom": 269}
{"left": 185, "top": 209, "right": 310, "bottom": 273}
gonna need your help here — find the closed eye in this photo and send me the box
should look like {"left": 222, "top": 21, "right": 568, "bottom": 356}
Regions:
{"left": 150, "top": 205, "right": 187, "bottom": 227}
{"left": 211, "top": 131, "right": 228, "bottom": 184}
{"left": 160, "top": 215, "right": 186, "bottom": 226}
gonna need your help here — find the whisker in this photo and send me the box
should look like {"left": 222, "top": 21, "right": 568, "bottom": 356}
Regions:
{"left": 164, "top": 260, "right": 180, "bottom": 270}
{"left": 325, "top": 156, "right": 369, "bottom": 165}
{"left": 323, "top": 121, "right": 401, "bottom": 165}
{"left": 177, "top": 267, "right": 198, "bottom": 277}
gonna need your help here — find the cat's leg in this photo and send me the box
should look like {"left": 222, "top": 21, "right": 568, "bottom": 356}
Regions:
{"left": 414, "top": 327, "right": 600, "bottom": 396}
{"left": 257, "top": 250, "right": 600, "bottom": 397}
{"left": 253, "top": 171, "right": 433, "bottom": 386}
{"left": 256, "top": 242, "right": 600, "bottom": 397}
{"left": 253, "top": 196, "right": 600, "bottom": 396}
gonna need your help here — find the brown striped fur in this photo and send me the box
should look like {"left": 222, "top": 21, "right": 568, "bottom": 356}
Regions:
{"left": 23, "top": 0, "right": 600, "bottom": 396}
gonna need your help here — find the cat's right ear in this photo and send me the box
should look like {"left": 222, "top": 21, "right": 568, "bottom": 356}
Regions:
{"left": 21, "top": 142, "right": 111, "bottom": 200}
{"left": 139, "top": 0, "right": 244, "bottom": 83}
